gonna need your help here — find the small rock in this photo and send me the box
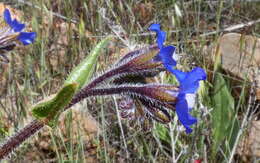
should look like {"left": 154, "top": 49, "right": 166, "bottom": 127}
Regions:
{"left": 206, "top": 33, "right": 260, "bottom": 98}
{"left": 219, "top": 33, "right": 260, "bottom": 77}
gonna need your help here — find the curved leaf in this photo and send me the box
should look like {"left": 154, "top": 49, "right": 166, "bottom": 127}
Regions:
{"left": 31, "top": 83, "right": 78, "bottom": 127}
{"left": 64, "top": 36, "right": 112, "bottom": 90}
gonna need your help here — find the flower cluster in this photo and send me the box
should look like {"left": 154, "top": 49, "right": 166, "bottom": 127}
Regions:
{"left": 82, "top": 24, "right": 206, "bottom": 133}
{"left": 148, "top": 24, "right": 206, "bottom": 133}
{"left": 0, "top": 9, "right": 36, "bottom": 62}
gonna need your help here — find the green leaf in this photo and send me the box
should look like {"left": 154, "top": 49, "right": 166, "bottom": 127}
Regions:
{"left": 31, "top": 83, "right": 78, "bottom": 127}
{"left": 64, "top": 36, "right": 112, "bottom": 90}
{"left": 211, "top": 73, "right": 239, "bottom": 157}
{"left": 31, "top": 37, "right": 112, "bottom": 127}
{"left": 154, "top": 123, "right": 170, "bottom": 144}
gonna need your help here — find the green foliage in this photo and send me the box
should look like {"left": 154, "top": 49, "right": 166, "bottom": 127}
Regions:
{"left": 211, "top": 73, "right": 239, "bottom": 158}
{"left": 64, "top": 36, "right": 112, "bottom": 90}
{"left": 31, "top": 83, "right": 78, "bottom": 127}
{"left": 155, "top": 123, "right": 171, "bottom": 144}
{"left": 31, "top": 36, "right": 112, "bottom": 127}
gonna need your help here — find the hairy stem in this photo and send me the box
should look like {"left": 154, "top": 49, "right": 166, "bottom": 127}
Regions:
{"left": 0, "top": 120, "right": 44, "bottom": 160}
{"left": 0, "top": 75, "right": 129, "bottom": 159}
{"left": 83, "top": 44, "right": 158, "bottom": 90}
{"left": 0, "top": 84, "right": 172, "bottom": 160}
{"left": 0, "top": 45, "right": 161, "bottom": 160}
{"left": 67, "top": 85, "right": 177, "bottom": 109}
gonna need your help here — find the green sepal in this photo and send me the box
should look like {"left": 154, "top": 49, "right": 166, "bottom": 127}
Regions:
{"left": 31, "top": 83, "right": 78, "bottom": 127}
{"left": 64, "top": 36, "right": 112, "bottom": 91}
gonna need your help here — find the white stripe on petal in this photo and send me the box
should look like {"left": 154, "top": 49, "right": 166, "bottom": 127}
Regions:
{"left": 185, "top": 93, "right": 196, "bottom": 109}
{"left": 172, "top": 52, "right": 179, "bottom": 61}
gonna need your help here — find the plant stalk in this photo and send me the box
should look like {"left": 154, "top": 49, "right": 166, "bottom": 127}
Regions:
{"left": 0, "top": 84, "right": 176, "bottom": 160}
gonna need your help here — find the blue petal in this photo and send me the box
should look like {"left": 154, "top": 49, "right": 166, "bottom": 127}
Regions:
{"left": 148, "top": 24, "right": 160, "bottom": 32}
{"left": 157, "top": 31, "right": 166, "bottom": 49}
{"left": 159, "top": 45, "right": 176, "bottom": 65}
{"left": 11, "top": 19, "right": 25, "bottom": 32}
{"left": 148, "top": 23, "right": 166, "bottom": 49}
{"left": 18, "top": 32, "right": 36, "bottom": 45}
{"left": 167, "top": 67, "right": 206, "bottom": 93}
{"left": 4, "top": 9, "right": 12, "bottom": 26}
{"left": 3, "top": 9, "right": 25, "bottom": 32}
{"left": 185, "top": 127, "right": 193, "bottom": 134}
{"left": 175, "top": 93, "right": 197, "bottom": 133}
{"left": 154, "top": 45, "right": 177, "bottom": 69}
{"left": 168, "top": 67, "right": 188, "bottom": 82}
{"left": 180, "top": 67, "right": 206, "bottom": 93}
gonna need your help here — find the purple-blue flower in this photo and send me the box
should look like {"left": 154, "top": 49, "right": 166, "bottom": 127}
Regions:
{"left": 149, "top": 23, "right": 207, "bottom": 133}
{"left": 148, "top": 24, "right": 177, "bottom": 68}
{"left": 153, "top": 45, "right": 177, "bottom": 67}
{"left": 148, "top": 24, "right": 166, "bottom": 49}
{"left": 169, "top": 67, "right": 207, "bottom": 94}
{"left": 170, "top": 67, "right": 206, "bottom": 133}
{"left": 3, "top": 9, "right": 36, "bottom": 45}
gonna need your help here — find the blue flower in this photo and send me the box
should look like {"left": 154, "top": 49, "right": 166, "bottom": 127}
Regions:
{"left": 169, "top": 67, "right": 207, "bottom": 93}
{"left": 148, "top": 23, "right": 207, "bottom": 133}
{"left": 169, "top": 67, "right": 206, "bottom": 133}
{"left": 2, "top": 9, "right": 36, "bottom": 45}
{"left": 148, "top": 24, "right": 177, "bottom": 68}
{"left": 153, "top": 45, "right": 177, "bottom": 67}
{"left": 148, "top": 24, "right": 166, "bottom": 49}
{"left": 17, "top": 32, "right": 36, "bottom": 45}
{"left": 4, "top": 9, "right": 25, "bottom": 32}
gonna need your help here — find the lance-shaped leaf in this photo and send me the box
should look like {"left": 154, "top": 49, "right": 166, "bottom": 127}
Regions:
{"left": 31, "top": 83, "right": 78, "bottom": 127}
{"left": 31, "top": 37, "right": 112, "bottom": 127}
{"left": 64, "top": 36, "right": 112, "bottom": 90}
{"left": 211, "top": 73, "right": 239, "bottom": 158}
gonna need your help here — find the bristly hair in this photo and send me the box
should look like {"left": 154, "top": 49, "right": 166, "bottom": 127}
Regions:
{"left": 83, "top": 44, "right": 163, "bottom": 90}
{"left": 115, "top": 44, "right": 158, "bottom": 66}
{"left": 69, "top": 83, "right": 178, "bottom": 112}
